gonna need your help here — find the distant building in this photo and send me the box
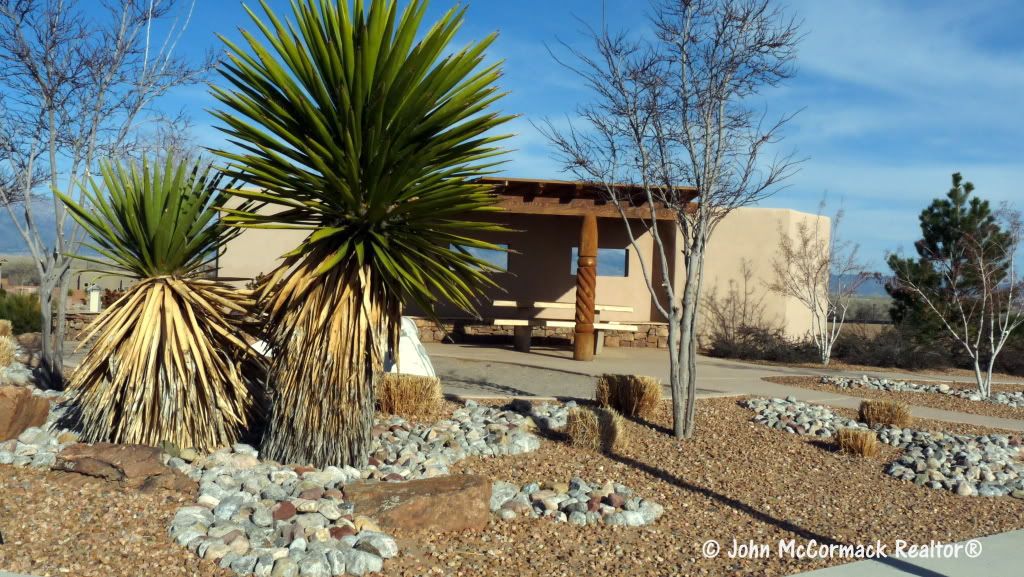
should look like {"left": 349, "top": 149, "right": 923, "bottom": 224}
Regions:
{"left": 218, "top": 178, "right": 828, "bottom": 351}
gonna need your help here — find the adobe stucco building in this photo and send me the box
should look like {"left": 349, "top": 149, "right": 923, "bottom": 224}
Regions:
{"left": 218, "top": 178, "right": 827, "bottom": 353}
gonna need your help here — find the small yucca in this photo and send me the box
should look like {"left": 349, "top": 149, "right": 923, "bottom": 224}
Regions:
{"left": 859, "top": 400, "right": 912, "bottom": 428}
{"left": 595, "top": 374, "right": 662, "bottom": 419}
{"left": 59, "top": 155, "right": 265, "bottom": 450}
{"left": 377, "top": 374, "right": 443, "bottom": 417}
{"left": 566, "top": 406, "right": 628, "bottom": 453}
{"left": 836, "top": 428, "right": 881, "bottom": 458}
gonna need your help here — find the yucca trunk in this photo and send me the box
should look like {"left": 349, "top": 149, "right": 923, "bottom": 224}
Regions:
{"left": 260, "top": 255, "right": 399, "bottom": 468}
{"left": 66, "top": 277, "right": 263, "bottom": 450}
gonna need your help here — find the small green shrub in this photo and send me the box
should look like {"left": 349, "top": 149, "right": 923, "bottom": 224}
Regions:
{"left": 0, "top": 289, "right": 42, "bottom": 334}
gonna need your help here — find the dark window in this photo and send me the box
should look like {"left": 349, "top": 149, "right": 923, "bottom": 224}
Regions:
{"left": 571, "top": 247, "right": 629, "bottom": 277}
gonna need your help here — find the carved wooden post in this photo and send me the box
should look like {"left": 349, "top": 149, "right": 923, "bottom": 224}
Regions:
{"left": 573, "top": 214, "right": 598, "bottom": 361}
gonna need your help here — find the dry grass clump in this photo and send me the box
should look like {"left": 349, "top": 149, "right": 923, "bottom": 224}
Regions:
{"left": 377, "top": 373, "right": 443, "bottom": 418}
{"left": 565, "top": 406, "right": 628, "bottom": 453}
{"left": 859, "top": 399, "right": 913, "bottom": 428}
{"left": 0, "top": 335, "right": 16, "bottom": 368}
{"left": 0, "top": 319, "right": 12, "bottom": 338}
{"left": 595, "top": 374, "right": 662, "bottom": 419}
{"left": 836, "top": 428, "right": 881, "bottom": 458}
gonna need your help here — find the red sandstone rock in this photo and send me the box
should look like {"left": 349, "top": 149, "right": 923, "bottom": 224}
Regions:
{"left": 343, "top": 474, "right": 491, "bottom": 532}
{"left": 53, "top": 443, "right": 195, "bottom": 495}
{"left": 0, "top": 386, "right": 49, "bottom": 442}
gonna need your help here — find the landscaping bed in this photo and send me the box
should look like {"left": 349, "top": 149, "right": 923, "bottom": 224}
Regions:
{"left": 765, "top": 375, "right": 1024, "bottom": 421}
{"left": 384, "top": 398, "right": 1024, "bottom": 577}
{"left": 3, "top": 395, "right": 1024, "bottom": 576}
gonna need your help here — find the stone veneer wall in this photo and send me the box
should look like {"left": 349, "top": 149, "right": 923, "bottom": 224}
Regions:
{"left": 65, "top": 312, "right": 100, "bottom": 341}
{"left": 411, "top": 317, "right": 669, "bottom": 349}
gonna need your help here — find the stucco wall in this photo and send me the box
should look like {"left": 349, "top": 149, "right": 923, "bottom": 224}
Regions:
{"left": 215, "top": 204, "right": 828, "bottom": 340}
{"left": 423, "top": 213, "right": 667, "bottom": 323}
{"left": 699, "top": 206, "right": 829, "bottom": 341}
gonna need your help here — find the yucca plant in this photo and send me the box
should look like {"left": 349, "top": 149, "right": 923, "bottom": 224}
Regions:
{"left": 212, "top": 0, "right": 512, "bottom": 467}
{"left": 58, "top": 155, "right": 265, "bottom": 450}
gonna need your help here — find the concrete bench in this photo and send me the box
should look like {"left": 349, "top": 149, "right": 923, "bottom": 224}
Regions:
{"left": 492, "top": 318, "right": 639, "bottom": 353}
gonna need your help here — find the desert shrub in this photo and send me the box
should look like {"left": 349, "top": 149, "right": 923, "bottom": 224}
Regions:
{"left": 0, "top": 290, "right": 42, "bottom": 335}
{"left": 595, "top": 374, "right": 662, "bottom": 418}
{"left": 0, "top": 336, "right": 16, "bottom": 367}
{"left": 565, "top": 406, "right": 628, "bottom": 453}
{"left": 859, "top": 399, "right": 912, "bottom": 428}
{"left": 0, "top": 319, "right": 11, "bottom": 338}
{"left": 836, "top": 428, "right": 880, "bottom": 458}
{"left": 376, "top": 373, "right": 442, "bottom": 417}
{"left": 831, "top": 324, "right": 952, "bottom": 371}
{"left": 706, "top": 325, "right": 818, "bottom": 363}
{"left": 101, "top": 288, "right": 125, "bottom": 309}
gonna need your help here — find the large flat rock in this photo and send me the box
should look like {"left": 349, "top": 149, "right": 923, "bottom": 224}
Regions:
{"left": 344, "top": 474, "right": 491, "bottom": 532}
{"left": 0, "top": 386, "right": 49, "bottom": 442}
{"left": 53, "top": 442, "right": 196, "bottom": 494}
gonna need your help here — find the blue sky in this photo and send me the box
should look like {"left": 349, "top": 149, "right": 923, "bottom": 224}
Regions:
{"left": 89, "top": 0, "right": 1024, "bottom": 269}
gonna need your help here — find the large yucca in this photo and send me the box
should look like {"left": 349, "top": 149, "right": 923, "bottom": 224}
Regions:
{"left": 58, "top": 156, "right": 265, "bottom": 450}
{"left": 212, "top": 0, "right": 512, "bottom": 467}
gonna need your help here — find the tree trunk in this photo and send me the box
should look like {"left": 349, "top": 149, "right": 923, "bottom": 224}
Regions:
{"left": 675, "top": 239, "right": 704, "bottom": 439}
{"left": 261, "top": 262, "right": 398, "bottom": 468}
{"left": 35, "top": 259, "right": 71, "bottom": 389}
{"left": 36, "top": 276, "right": 55, "bottom": 383}
{"left": 667, "top": 308, "right": 683, "bottom": 437}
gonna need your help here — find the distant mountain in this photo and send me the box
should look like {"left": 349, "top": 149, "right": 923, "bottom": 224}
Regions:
{"left": 0, "top": 204, "right": 57, "bottom": 254}
{"left": 831, "top": 273, "right": 891, "bottom": 298}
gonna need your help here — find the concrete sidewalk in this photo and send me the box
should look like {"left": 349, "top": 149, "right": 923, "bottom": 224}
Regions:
{"left": 789, "top": 529, "right": 1024, "bottom": 576}
{"left": 427, "top": 343, "right": 1024, "bottom": 431}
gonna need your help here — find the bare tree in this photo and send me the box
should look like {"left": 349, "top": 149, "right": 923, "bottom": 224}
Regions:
{"left": 767, "top": 202, "right": 868, "bottom": 365}
{"left": 540, "top": 0, "right": 802, "bottom": 437}
{"left": 0, "top": 0, "right": 210, "bottom": 384}
{"left": 890, "top": 208, "right": 1024, "bottom": 398}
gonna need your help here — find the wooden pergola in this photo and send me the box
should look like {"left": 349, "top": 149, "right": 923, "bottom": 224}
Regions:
{"left": 478, "top": 177, "right": 697, "bottom": 361}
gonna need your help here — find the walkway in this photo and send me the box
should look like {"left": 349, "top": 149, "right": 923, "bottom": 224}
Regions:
{"left": 788, "top": 528, "right": 1024, "bottom": 576}
{"left": 427, "top": 343, "right": 1024, "bottom": 431}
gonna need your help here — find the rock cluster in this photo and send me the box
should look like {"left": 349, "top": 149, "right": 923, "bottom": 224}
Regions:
{"left": 821, "top": 375, "right": 1024, "bottom": 407}
{"left": 743, "top": 396, "right": 860, "bottom": 438}
{"left": 507, "top": 399, "right": 576, "bottom": 431}
{"left": 364, "top": 400, "right": 540, "bottom": 482}
{"left": 490, "top": 477, "right": 664, "bottom": 526}
{"left": 167, "top": 401, "right": 545, "bottom": 577}
{"left": 168, "top": 444, "right": 395, "bottom": 577}
{"left": 743, "top": 396, "right": 1024, "bottom": 499}
{"left": 886, "top": 434, "right": 1024, "bottom": 497}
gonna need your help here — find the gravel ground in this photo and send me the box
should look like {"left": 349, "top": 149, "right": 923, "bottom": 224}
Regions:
{"left": 767, "top": 376, "right": 1024, "bottom": 422}
{"left": 0, "top": 467, "right": 231, "bottom": 577}
{"left": 388, "top": 398, "right": 1024, "bottom": 577}
{"left": 4, "top": 398, "right": 1024, "bottom": 577}
{"left": 734, "top": 357, "right": 1024, "bottom": 382}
